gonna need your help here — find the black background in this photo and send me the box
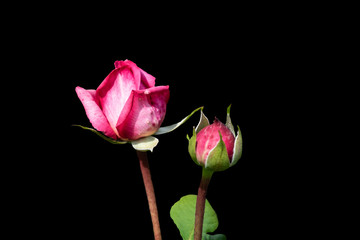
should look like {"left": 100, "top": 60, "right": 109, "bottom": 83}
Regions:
{"left": 10, "top": 4, "right": 328, "bottom": 239}
{"left": 63, "top": 38, "right": 277, "bottom": 239}
{"left": 59, "top": 35, "right": 296, "bottom": 239}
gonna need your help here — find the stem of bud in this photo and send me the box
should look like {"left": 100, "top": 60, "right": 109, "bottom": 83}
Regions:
{"left": 137, "top": 151, "right": 162, "bottom": 240}
{"left": 194, "top": 168, "right": 214, "bottom": 240}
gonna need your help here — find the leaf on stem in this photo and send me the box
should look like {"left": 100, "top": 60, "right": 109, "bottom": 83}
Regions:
{"left": 170, "top": 194, "right": 226, "bottom": 240}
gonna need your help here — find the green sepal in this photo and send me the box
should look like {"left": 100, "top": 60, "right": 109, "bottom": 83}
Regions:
{"left": 131, "top": 136, "right": 159, "bottom": 152}
{"left": 195, "top": 109, "right": 210, "bottom": 133}
{"left": 72, "top": 125, "right": 127, "bottom": 144}
{"left": 170, "top": 195, "right": 226, "bottom": 240}
{"left": 188, "top": 127, "right": 200, "bottom": 166}
{"left": 205, "top": 131, "right": 230, "bottom": 172}
{"left": 225, "top": 104, "right": 235, "bottom": 136}
{"left": 230, "top": 125, "right": 243, "bottom": 167}
{"left": 154, "top": 106, "right": 203, "bottom": 135}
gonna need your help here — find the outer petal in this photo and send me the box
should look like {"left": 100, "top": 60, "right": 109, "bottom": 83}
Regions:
{"left": 96, "top": 64, "right": 140, "bottom": 131}
{"left": 114, "top": 60, "right": 155, "bottom": 89}
{"left": 114, "top": 60, "right": 128, "bottom": 69}
{"left": 116, "top": 86, "right": 170, "bottom": 140}
{"left": 75, "top": 87, "right": 117, "bottom": 139}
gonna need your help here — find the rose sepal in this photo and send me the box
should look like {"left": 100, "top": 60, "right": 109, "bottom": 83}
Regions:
{"left": 195, "top": 108, "right": 210, "bottom": 133}
{"left": 226, "top": 104, "right": 235, "bottom": 136}
{"left": 187, "top": 108, "right": 210, "bottom": 166}
{"left": 131, "top": 136, "right": 159, "bottom": 152}
{"left": 74, "top": 106, "right": 204, "bottom": 152}
{"left": 187, "top": 127, "right": 199, "bottom": 166}
{"left": 205, "top": 131, "right": 231, "bottom": 172}
{"left": 72, "top": 125, "right": 127, "bottom": 144}
{"left": 230, "top": 125, "right": 243, "bottom": 167}
{"left": 154, "top": 106, "right": 203, "bottom": 135}
{"left": 225, "top": 104, "right": 243, "bottom": 167}
{"left": 73, "top": 124, "right": 159, "bottom": 152}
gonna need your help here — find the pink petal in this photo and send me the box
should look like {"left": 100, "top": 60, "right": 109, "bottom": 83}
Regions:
{"left": 116, "top": 86, "right": 170, "bottom": 140}
{"left": 195, "top": 119, "right": 235, "bottom": 164}
{"left": 96, "top": 65, "right": 140, "bottom": 131}
{"left": 114, "top": 60, "right": 155, "bottom": 89}
{"left": 139, "top": 69, "right": 156, "bottom": 89}
{"left": 114, "top": 60, "right": 132, "bottom": 69}
{"left": 75, "top": 86, "right": 117, "bottom": 139}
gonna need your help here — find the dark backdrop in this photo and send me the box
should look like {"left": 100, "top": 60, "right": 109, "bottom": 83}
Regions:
{"left": 19, "top": 6, "right": 316, "bottom": 239}
{"left": 60, "top": 42, "right": 289, "bottom": 239}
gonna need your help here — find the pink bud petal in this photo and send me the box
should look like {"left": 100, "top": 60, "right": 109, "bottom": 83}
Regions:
{"left": 195, "top": 118, "right": 235, "bottom": 165}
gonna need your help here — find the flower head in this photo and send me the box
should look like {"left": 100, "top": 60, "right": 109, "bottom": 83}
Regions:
{"left": 76, "top": 60, "right": 169, "bottom": 141}
{"left": 188, "top": 105, "right": 242, "bottom": 172}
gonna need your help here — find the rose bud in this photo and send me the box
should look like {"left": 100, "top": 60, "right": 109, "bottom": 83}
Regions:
{"left": 76, "top": 60, "right": 170, "bottom": 141}
{"left": 188, "top": 105, "right": 242, "bottom": 172}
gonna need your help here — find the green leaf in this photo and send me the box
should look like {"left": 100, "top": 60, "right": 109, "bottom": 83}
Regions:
{"left": 170, "top": 195, "right": 226, "bottom": 240}
{"left": 131, "top": 136, "right": 159, "bottom": 152}
{"left": 154, "top": 107, "right": 203, "bottom": 135}
{"left": 205, "top": 234, "right": 227, "bottom": 240}
{"left": 72, "top": 125, "right": 127, "bottom": 144}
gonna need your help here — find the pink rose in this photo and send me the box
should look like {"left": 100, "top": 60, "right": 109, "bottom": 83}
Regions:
{"left": 188, "top": 106, "right": 243, "bottom": 172}
{"left": 75, "top": 60, "right": 170, "bottom": 141}
{"left": 195, "top": 118, "right": 235, "bottom": 165}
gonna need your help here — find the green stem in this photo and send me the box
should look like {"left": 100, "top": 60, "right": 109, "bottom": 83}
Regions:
{"left": 194, "top": 168, "right": 214, "bottom": 240}
{"left": 137, "top": 151, "right": 162, "bottom": 240}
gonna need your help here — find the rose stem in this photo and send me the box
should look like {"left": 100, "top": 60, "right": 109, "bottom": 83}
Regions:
{"left": 136, "top": 150, "right": 162, "bottom": 240}
{"left": 194, "top": 168, "right": 214, "bottom": 240}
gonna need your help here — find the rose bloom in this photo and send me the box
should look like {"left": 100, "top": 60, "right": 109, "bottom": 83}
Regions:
{"left": 76, "top": 60, "right": 170, "bottom": 141}
{"left": 188, "top": 107, "right": 242, "bottom": 172}
{"left": 195, "top": 118, "right": 235, "bottom": 166}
